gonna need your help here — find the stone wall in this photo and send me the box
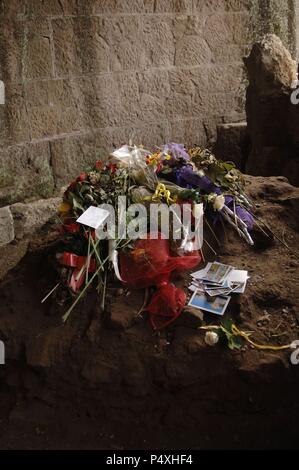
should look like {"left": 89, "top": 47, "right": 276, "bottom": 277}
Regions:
{"left": 0, "top": 0, "right": 298, "bottom": 209}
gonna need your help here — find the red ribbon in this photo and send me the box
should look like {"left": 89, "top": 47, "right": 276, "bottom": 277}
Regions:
{"left": 61, "top": 252, "right": 97, "bottom": 292}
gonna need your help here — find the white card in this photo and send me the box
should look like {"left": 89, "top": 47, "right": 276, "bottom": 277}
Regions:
{"left": 76, "top": 206, "right": 110, "bottom": 229}
{"left": 226, "top": 269, "right": 249, "bottom": 293}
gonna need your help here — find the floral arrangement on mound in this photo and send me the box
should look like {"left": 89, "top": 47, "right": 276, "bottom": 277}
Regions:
{"left": 47, "top": 143, "right": 258, "bottom": 329}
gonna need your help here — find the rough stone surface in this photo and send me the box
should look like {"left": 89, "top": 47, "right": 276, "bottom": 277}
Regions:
{"left": 10, "top": 197, "right": 60, "bottom": 241}
{"left": 0, "top": 206, "right": 14, "bottom": 246}
{"left": 245, "top": 35, "right": 299, "bottom": 185}
{"left": 0, "top": 1, "right": 298, "bottom": 206}
{"left": 244, "top": 34, "right": 297, "bottom": 94}
{"left": 0, "top": 142, "right": 55, "bottom": 206}
{"left": 0, "top": 196, "right": 61, "bottom": 279}
{"left": 214, "top": 121, "right": 249, "bottom": 170}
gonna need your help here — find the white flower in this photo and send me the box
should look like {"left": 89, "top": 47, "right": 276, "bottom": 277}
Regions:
{"left": 205, "top": 331, "right": 219, "bottom": 346}
{"left": 213, "top": 194, "right": 225, "bottom": 211}
{"left": 192, "top": 203, "right": 203, "bottom": 219}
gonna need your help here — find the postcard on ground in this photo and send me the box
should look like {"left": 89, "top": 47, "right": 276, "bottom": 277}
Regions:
{"left": 205, "top": 288, "right": 232, "bottom": 297}
{"left": 191, "top": 264, "right": 211, "bottom": 280}
{"left": 202, "top": 262, "right": 234, "bottom": 285}
{"left": 227, "top": 269, "right": 249, "bottom": 293}
{"left": 188, "top": 290, "right": 231, "bottom": 316}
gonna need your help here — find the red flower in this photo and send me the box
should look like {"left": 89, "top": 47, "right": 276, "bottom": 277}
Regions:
{"left": 63, "top": 223, "right": 80, "bottom": 234}
{"left": 77, "top": 172, "right": 87, "bottom": 182}
{"left": 108, "top": 163, "right": 117, "bottom": 174}
{"left": 95, "top": 160, "right": 103, "bottom": 170}
{"left": 156, "top": 162, "right": 163, "bottom": 173}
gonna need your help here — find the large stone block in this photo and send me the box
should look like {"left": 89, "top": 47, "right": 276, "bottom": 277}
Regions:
{"left": 206, "top": 64, "right": 244, "bottom": 93}
{"left": 102, "top": 72, "right": 140, "bottom": 126}
{"left": 194, "top": 0, "right": 253, "bottom": 14}
{"left": 24, "top": 0, "right": 93, "bottom": 16}
{"left": 52, "top": 17, "right": 110, "bottom": 77}
{"left": 136, "top": 69, "right": 171, "bottom": 98}
{"left": 79, "top": 73, "right": 140, "bottom": 129}
{"left": 0, "top": 142, "right": 54, "bottom": 206}
{"left": 141, "top": 16, "right": 175, "bottom": 67}
{"left": 24, "top": 71, "right": 142, "bottom": 139}
{"left": 0, "top": 206, "right": 14, "bottom": 246}
{"left": 24, "top": 79, "right": 84, "bottom": 138}
{"left": 110, "top": 122, "right": 170, "bottom": 149}
{"left": 223, "top": 0, "right": 253, "bottom": 11}
{"left": 154, "top": 0, "right": 193, "bottom": 13}
{"left": 10, "top": 197, "right": 60, "bottom": 241}
{"left": 23, "top": 20, "right": 53, "bottom": 80}
{"left": 0, "top": 0, "right": 26, "bottom": 18}
{"left": 165, "top": 92, "right": 192, "bottom": 119}
{"left": 0, "top": 19, "right": 23, "bottom": 83}
{"left": 93, "top": 0, "right": 154, "bottom": 14}
{"left": 52, "top": 16, "right": 145, "bottom": 75}
{"left": 175, "top": 35, "right": 211, "bottom": 66}
{"left": 168, "top": 68, "right": 207, "bottom": 97}
{"left": 106, "top": 16, "right": 144, "bottom": 71}
{"left": 170, "top": 118, "right": 207, "bottom": 146}
{"left": 50, "top": 132, "right": 112, "bottom": 189}
{"left": 204, "top": 12, "right": 250, "bottom": 59}
{"left": 172, "top": 15, "right": 203, "bottom": 42}
{"left": 0, "top": 17, "right": 51, "bottom": 84}
{"left": 194, "top": 0, "right": 223, "bottom": 12}
{"left": 3, "top": 82, "right": 30, "bottom": 143}
{"left": 214, "top": 121, "right": 248, "bottom": 169}
{"left": 138, "top": 92, "right": 166, "bottom": 123}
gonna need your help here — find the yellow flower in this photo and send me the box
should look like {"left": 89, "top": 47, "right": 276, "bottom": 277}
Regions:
{"left": 58, "top": 201, "right": 71, "bottom": 214}
{"left": 131, "top": 248, "right": 146, "bottom": 258}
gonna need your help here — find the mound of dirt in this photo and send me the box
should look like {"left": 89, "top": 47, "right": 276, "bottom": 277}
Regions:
{"left": 0, "top": 175, "right": 298, "bottom": 450}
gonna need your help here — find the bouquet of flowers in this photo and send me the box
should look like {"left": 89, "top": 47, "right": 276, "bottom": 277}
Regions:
{"left": 46, "top": 143, "right": 257, "bottom": 329}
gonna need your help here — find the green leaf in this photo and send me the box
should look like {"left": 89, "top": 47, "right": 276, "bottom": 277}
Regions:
{"left": 228, "top": 335, "right": 243, "bottom": 350}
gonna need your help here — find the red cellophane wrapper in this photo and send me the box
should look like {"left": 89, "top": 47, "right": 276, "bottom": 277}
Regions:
{"left": 119, "top": 234, "right": 201, "bottom": 329}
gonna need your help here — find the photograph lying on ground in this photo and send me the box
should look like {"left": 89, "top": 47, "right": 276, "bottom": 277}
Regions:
{"left": 188, "top": 290, "right": 231, "bottom": 316}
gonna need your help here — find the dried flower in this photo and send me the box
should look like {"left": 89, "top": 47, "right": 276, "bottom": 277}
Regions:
{"left": 88, "top": 171, "right": 102, "bottom": 185}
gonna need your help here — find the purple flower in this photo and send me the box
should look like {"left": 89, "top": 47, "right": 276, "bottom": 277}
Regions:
{"left": 162, "top": 143, "right": 190, "bottom": 163}
{"left": 175, "top": 165, "right": 221, "bottom": 194}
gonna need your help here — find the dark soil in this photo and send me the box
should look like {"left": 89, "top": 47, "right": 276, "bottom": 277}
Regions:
{"left": 0, "top": 176, "right": 299, "bottom": 450}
